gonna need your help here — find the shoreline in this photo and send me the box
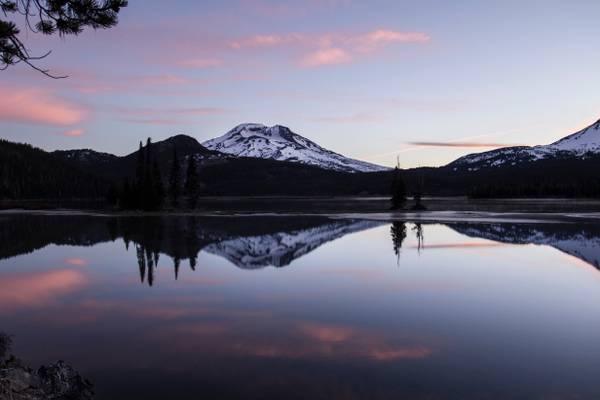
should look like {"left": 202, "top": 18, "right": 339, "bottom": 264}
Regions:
{"left": 2, "top": 208, "right": 600, "bottom": 224}
{"left": 3, "top": 196, "right": 600, "bottom": 224}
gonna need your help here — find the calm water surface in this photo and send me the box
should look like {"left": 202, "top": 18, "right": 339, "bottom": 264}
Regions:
{"left": 1, "top": 213, "right": 600, "bottom": 399}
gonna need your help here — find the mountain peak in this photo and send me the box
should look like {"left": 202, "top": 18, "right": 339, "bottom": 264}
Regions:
{"left": 548, "top": 118, "right": 600, "bottom": 153}
{"left": 203, "top": 123, "right": 389, "bottom": 173}
{"left": 448, "top": 118, "right": 600, "bottom": 170}
{"left": 159, "top": 133, "right": 200, "bottom": 145}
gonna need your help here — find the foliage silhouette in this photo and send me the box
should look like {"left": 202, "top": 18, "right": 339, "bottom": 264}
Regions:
{"left": 0, "top": 0, "right": 127, "bottom": 77}
{"left": 168, "top": 146, "right": 181, "bottom": 208}
{"left": 390, "top": 165, "right": 407, "bottom": 210}
{"left": 185, "top": 156, "right": 200, "bottom": 209}
{"left": 390, "top": 221, "right": 407, "bottom": 264}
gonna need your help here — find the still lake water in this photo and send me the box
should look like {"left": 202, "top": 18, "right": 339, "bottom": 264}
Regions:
{"left": 2, "top": 212, "right": 600, "bottom": 399}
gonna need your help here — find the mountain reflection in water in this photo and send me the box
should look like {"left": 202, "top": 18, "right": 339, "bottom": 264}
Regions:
{"left": 3, "top": 212, "right": 600, "bottom": 399}
{"left": 1, "top": 213, "right": 600, "bottom": 275}
{"left": 0, "top": 214, "right": 383, "bottom": 278}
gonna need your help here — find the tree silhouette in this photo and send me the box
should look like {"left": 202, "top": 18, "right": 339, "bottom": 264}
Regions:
{"left": 184, "top": 156, "right": 199, "bottom": 209}
{"left": 153, "top": 160, "right": 164, "bottom": 209}
{"left": 0, "top": 0, "right": 127, "bottom": 77}
{"left": 136, "top": 243, "right": 146, "bottom": 284}
{"left": 174, "top": 257, "right": 180, "bottom": 280}
{"left": 411, "top": 172, "right": 427, "bottom": 211}
{"left": 168, "top": 146, "right": 181, "bottom": 208}
{"left": 116, "top": 138, "right": 165, "bottom": 210}
{"left": 390, "top": 157, "right": 407, "bottom": 210}
{"left": 413, "top": 223, "right": 424, "bottom": 253}
{"left": 390, "top": 221, "right": 407, "bottom": 264}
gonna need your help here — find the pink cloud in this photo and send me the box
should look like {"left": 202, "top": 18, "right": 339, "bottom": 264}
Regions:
{"left": 300, "top": 47, "right": 352, "bottom": 67}
{"left": 62, "top": 128, "right": 86, "bottom": 137}
{"left": 0, "top": 87, "right": 87, "bottom": 126}
{"left": 0, "top": 269, "right": 87, "bottom": 311}
{"left": 230, "top": 34, "right": 303, "bottom": 49}
{"left": 298, "top": 322, "right": 354, "bottom": 342}
{"left": 356, "top": 30, "right": 430, "bottom": 52}
{"left": 229, "top": 28, "right": 429, "bottom": 68}
{"left": 369, "top": 346, "right": 432, "bottom": 361}
{"left": 65, "top": 258, "right": 88, "bottom": 266}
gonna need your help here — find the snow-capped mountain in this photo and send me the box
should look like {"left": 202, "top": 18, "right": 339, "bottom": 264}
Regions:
{"left": 204, "top": 219, "right": 383, "bottom": 269}
{"left": 449, "top": 223, "right": 600, "bottom": 269}
{"left": 448, "top": 119, "right": 600, "bottom": 171}
{"left": 203, "top": 123, "right": 389, "bottom": 173}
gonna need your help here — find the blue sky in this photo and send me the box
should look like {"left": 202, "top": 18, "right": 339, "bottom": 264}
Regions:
{"left": 2, "top": 0, "right": 599, "bottom": 167}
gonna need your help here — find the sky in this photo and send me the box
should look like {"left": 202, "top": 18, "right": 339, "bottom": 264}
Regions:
{"left": 1, "top": 0, "right": 599, "bottom": 168}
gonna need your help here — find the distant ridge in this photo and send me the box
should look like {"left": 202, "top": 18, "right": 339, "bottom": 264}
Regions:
{"left": 448, "top": 118, "right": 600, "bottom": 171}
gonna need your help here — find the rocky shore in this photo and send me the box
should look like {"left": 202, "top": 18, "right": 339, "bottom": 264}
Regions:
{"left": 0, "top": 334, "right": 93, "bottom": 400}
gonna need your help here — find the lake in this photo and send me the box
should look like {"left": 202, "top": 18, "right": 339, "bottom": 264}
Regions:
{"left": 1, "top": 212, "right": 600, "bottom": 399}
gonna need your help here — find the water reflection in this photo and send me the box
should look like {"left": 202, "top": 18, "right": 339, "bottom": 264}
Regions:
{"left": 0, "top": 214, "right": 383, "bottom": 284}
{"left": 2, "top": 213, "right": 600, "bottom": 399}
{"left": 2, "top": 213, "right": 600, "bottom": 273}
{"left": 448, "top": 222, "right": 600, "bottom": 269}
{"left": 390, "top": 222, "right": 406, "bottom": 263}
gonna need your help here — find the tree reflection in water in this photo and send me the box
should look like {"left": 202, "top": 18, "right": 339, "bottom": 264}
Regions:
{"left": 390, "top": 222, "right": 407, "bottom": 265}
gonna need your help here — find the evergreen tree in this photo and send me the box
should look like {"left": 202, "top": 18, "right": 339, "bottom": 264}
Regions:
{"left": 143, "top": 138, "right": 156, "bottom": 210}
{"left": 0, "top": 0, "right": 127, "bottom": 78}
{"left": 390, "top": 221, "right": 407, "bottom": 264}
{"left": 117, "top": 138, "right": 165, "bottom": 210}
{"left": 134, "top": 141, "right": 145, "bottom": 208}
{"left": 411, "top": 173, "right": 427, "bottom": 211}
{"left": 413, "top": 223, "right": 424, "bottom": 252}
{"left": 168, "top": 146, "right": 181, "bottom": 208}
{"left": 153, "top": 160, "right": 165, "bottom": 209}
{"left": 184, "top": 156, "right": 200, "bottom": 209}
{"left": 390, "top": 158, "right": 407, "bottom": 210}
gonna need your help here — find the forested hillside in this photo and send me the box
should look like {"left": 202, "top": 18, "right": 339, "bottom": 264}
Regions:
{"left": 0, "top": 139, "right": 105, "bottom": 200}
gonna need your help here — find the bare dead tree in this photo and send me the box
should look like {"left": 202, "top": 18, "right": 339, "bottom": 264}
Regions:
{"left": 0, "top": 0, "right": 127, "bottom": 78}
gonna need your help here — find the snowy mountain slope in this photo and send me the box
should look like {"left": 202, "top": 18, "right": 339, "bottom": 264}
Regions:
{"left": 202, "top": 123, "right": 389, "bottom": 173}
{"left": 204, "top": 219, "right": 384, "bottom": 269}
{"left": 448, "top": 119, "right": 600, "bottom": 171}
{"left": 449, "top": 223, "right": 600, "bottom": 269}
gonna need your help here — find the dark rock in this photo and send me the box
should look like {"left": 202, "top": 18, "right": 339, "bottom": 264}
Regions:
{"left": 38, "top": 361, "right": 94, "bottom": 400}
{"left": 0, "top": 348, "right": 93, "bottom": 400}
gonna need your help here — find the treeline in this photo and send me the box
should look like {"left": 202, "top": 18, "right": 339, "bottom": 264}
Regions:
{"left": 0, "top": 139, "right": 104, "bottom": 200}
{"left": 108, "top": 139, "right": 201, "bottom": 210}
{"left": 470, "top": 180, "right": 600, "bottom": 198}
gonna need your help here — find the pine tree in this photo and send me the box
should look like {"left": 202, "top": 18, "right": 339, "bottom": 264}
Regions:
{"left": 390, "top": 221, "right": 407, "bottom": 264}
{"left": 153, "top": 160, "right": 164, "bottom": 209}
{"left": 143, "top": 138, "right": 155, "bottom": 210}
{"left": 135, "top": 141, "right": 145, "bottom": 209}
{"left": 411, "top": 173, "right": 427, "bottom": 211}
{"left": 390, "top": 157, "right": 407, "bottom": 210}
{"left": 184, "top": 156, "right": 199, "bottom": 209}
{"left": 168, "top": 146, "right": 180, "bottom": 208}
